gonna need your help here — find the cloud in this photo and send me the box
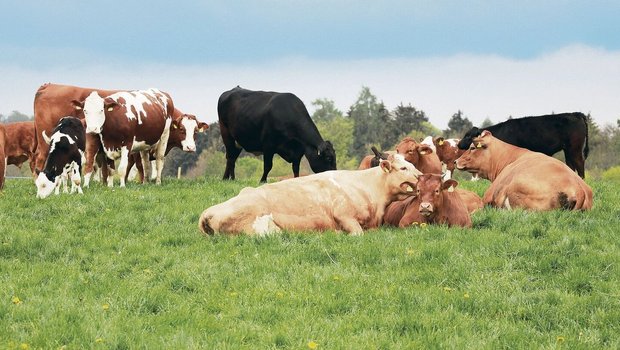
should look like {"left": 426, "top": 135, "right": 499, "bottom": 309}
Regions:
{"left": 1, "top": 44, "right": 618, "bottom": 129}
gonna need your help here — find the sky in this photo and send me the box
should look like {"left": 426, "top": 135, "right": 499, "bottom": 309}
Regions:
{"left": 1, "top": 0, "right": 619, "bottom": 129}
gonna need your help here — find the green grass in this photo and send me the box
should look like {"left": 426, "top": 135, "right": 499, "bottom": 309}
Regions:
{"left": 1, "top": 177, "right": 619, "bottom": 349}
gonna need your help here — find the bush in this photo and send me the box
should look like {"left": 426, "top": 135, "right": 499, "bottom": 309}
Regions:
{"left": 602, "top": 166, "right": 620, "bottom": 183}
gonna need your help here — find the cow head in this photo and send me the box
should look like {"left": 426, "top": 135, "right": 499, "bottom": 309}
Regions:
{"left": 72, "top": 91, "right": 118, "bottom": 134}
{"left": 35, "top": 171, "right": 59, "bottom": 199}
{"left": 396, "top": 137, "right": 435, "bottom": 166}
{"left": 434, "top": 137, "right": 465, "bottom": 171}
{"left": 308, "top": 141, "right": 337, "bottom": 173}
{"left": 455, "top": 130, "right": 492, "bottom": 176}
{"left": 416, "top": 174, "right": 458, "bottom": 217}
{"left": 171, "top": 114, "right": 209, "bottom": 152}
{"left": 380, "top": 153, "right": 423, "bottom": 201}
{"left": 457, "top": 127, "right": 482, "bottom": 150}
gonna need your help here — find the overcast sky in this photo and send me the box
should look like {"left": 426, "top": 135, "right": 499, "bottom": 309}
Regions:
{"left": 1, "top": 1, "right": 619, "bottom": 128}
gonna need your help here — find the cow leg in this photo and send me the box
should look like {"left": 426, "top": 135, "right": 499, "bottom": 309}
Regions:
{"left": 118, "top": 146, "right": 130, "bottom": 188}
{"left": 292, "top": 155, "right": 302, "bottom": 178}
{"left": 72, "top": 162, "right": 83, "bottom": 194}
{"left": 260, "top": 153, "right": 275, "bottom": 183}
{"left": 564, "top": 148, "right": 586, "bottom": 178}
{"left": 150, "top": 160, "right": 157, "bottom": 181}
{"left": 125, "top": 153, "right": 136, "bottom": 184}
{"left": 83, "top": 133, "right": 100, "bottom": 188}
{"left": 223, "top": 147, "right": 241, "bottom": 180}
{"left": 153, "top": 119, "right": 172, "bottom": 185}
{"left": 139, "top": 151, "right": 150, "bottom": 184}
{"left": 0, "top": 152, "right": 6, "bottom": 190}
{"left": 33, "top": 137, "right": 48, "bottom": 174}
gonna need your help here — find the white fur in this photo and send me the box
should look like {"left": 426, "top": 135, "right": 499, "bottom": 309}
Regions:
{"left": 421, "top": 136, "right": 436, "bottom": 152}
{"left": 252, "top": 214, "right": 281, "bottom": 236}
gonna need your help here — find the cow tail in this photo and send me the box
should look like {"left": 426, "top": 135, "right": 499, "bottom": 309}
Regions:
{"left": 581, "top": 113, "right": 590, "bottom": 160}
{"left": 558, "top": 192, "right": 577, "bottom": 210}
{"left": 199, "top": 212, "right": 215, "bottom": 235}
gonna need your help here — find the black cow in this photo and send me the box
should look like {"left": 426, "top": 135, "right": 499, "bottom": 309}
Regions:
{"left": 218, "top": 86, "right": 337, "bottom": 182}
{"left": 35, "top": 117, "right": 86, "bottom": 198}
{"left": 457, "top": 112, "right": 589, "bottom": 178}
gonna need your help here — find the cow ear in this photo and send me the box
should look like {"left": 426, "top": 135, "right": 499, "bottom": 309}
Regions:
{"left": 442, "top": 179, "right": 458, "bottom": 192}
{"left": 71, "top": 100, "right": 84, "bottom": 111}
{"left": 379, "top": 159, "right": 392, "bottom": 173}
{"left": 418, "top": 145, "right": 434, "bottom": 155}
{"left": 480, "top": 130, "right": 492, "bottom": 138}
{"left": 198, "top": 122, "right": 209, "bottom": 132}
{"left": 434, "top": 137, "right": 445, "bottom": 146}
{"left": 105, "top": 101, "right": 118, "bottom": 112}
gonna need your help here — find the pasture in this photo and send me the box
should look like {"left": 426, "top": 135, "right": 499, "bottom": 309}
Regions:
{"left": 1, "top": 177, "right": 619, "bottom": 349}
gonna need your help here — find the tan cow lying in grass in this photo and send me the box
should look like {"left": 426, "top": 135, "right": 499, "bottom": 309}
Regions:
{"left": 455, "top": 130, "right": 593, "bottom": 210}
{"left": 199, "top": 154, "right": 422, "bottom": 236}
{"left": 383, "top": 174, "right": 474, "bottom": 228}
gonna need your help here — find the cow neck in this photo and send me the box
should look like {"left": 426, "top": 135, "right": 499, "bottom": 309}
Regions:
{"left": 486, "top": 140, "right": 528, "bottom": 181}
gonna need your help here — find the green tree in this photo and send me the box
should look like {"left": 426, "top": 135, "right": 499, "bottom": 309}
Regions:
{"left": 481, "top": 117, "right": 494, "bottom": 128}
{"left": 311, "top": 98, "right": 343, "bottom": 121}
{"left": 348, "top": 87, "right": 384, "bottom": 160}
{"left": 0, "top": 110, "right": 32, "bottom": 123}
{"left": 444, "top": 110, "right": 473, "bottom": 138}
{"left": 393, "top": 103, "right": 428, "bottom": 136}
{"left": 316, "top": 116, "right": 358, "bottom": 170}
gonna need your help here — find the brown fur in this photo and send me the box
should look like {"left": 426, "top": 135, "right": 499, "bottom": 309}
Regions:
{"left": 432, "top": 137, "right": 465, "bottom": 173}
{"left": 0, "top": 125, "right": 6, "bottom": 189}
{"left": 2, "top": 121, "right": 36, "bottom": 176}
{"left": 395, "top": 137, "right": 442, "bottom": 173}
{"left": 455, "top": 131, "right": 593, "bottom": 210}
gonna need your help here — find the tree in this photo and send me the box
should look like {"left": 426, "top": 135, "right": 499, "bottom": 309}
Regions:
{"left": 444, "top": 110, "right": 473, "bottom": 138}
{"left": 311, "top": 98, "right": 343, "bottom": 121}
{"left": 481, "top": 117, "right": 494, "bottom": 128}
{"left": 347, "top": 87, "right": 385, "bottom": 160}
{"left": 0, "top": 110, "right": 32, "bottom": 123}
{"left": 392, "top": 103, "right": 429, "bottom": 137}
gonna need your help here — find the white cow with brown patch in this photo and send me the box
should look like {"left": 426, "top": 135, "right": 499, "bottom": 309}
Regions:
{"left": 199, "top": 154, "right": 423, "bottom": 236}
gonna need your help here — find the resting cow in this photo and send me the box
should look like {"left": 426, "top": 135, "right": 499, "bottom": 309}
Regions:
{"left": 199, "top": 154, "right": 422, "bottom": 236}
{"left": 72, "top": 89, "right": 175, "bottom": 187}
{"left": 35, "top": 117, "right": 85, "bottom": 198}
{"left": 383, "top": 174, "right": 474, "bottom": 228}
{"left": 457, "top": 112, "right": 589, "bottom": 178}
{"left": 218, "top": 86, "right": 336, "bottom": 182}
{"left": 395, "top": 137, "right": 442, "bottom": 174}
{"left": 421, "top": 136, "right": 465, "bottom": 179}
{"left": 358, "top": 146, "right": 393, "bottom": 170}
{"left": 455, "top": 130, "right": 593, "bottom": 210}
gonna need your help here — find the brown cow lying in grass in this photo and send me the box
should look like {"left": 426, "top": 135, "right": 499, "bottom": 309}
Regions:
{"left": 396, "top": 137, "right": 442, "bottom": 174}
{"left": 199, "top": 154, "right": 422, "bottom": 236}
{"left": 455, "top": 130, "right": 593, "bottom": 210}
{"left": 383, "top": 174, "right": 474, "bottom": 228}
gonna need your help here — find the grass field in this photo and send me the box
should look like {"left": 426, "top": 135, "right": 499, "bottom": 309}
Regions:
{"left": 1, "top": 176, "right": 619, "bottom": 349}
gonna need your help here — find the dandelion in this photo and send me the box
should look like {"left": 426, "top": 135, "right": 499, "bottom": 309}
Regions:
{"left": 229, "top": 291, "right": 238, "bottom": 297}
{"left": 411, "top": 222, "right": 419, "bottom": 226}
{"left": 276, "top": 292, "right": 284, "bottom": 298}
{"left": 443, "top": 287, "right": 453, "bottom": 292}
{"left": 406, "top": 249, "right": 415, "bottom": 255}
{"left": 333, "top": 275, "right": 341, "bottom": 281}
{"left": 307, "top": 340, "right": 318, "bottom": 349}
{"left": 20, "top": 343, "right": 29, "bottom": 350}
{"left": 12, "top": 296, "right": 22, "bottom": 305}
{"left": 420, "top": 223, "right": 428, "bottom": 228}
{"left": 95, "top": 338, "right": 104, "bottom": 343}
{"left": 557, "top": 336, "right": 565, "bottom": 343}
{"left": 463, "top": 293, "right": 470, "bottom": 299}
{"left": 102, "top": 303, "right": 110, "bottom": 311}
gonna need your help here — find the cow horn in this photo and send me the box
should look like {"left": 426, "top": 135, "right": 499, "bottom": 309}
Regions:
{"left": 42, "top": 130, "right": 52, "bottom": 145}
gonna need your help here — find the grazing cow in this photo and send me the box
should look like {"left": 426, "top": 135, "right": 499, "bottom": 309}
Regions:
{"left": 35, "top": 117, "right": 85, "bottom": 199}
{"left": 1, "top": 121, "right": 37, "bottom": 177}
{"left": 199, "top": 154, "right": 422, "bottom": 236}
{"left": 455, "top": 130, "right": 593, "bottom": 210}
{"left": 358, "top": 146, "right": 393, "bottom": 170}
{"left": 218, "top": 86, "right": 336, "bottom": 182}
{"left": 383, "top": 174, "right": 474, "bottom": 228}
{"left": 72, "top": 89, "right": 175, "bottom": 187}
{"left": 395, "top": 137, "right": 442, "bottom": 174}
{"left": 457, "top": 112, "right": 589, "bottom": 178}
{"left": 421, "top": 136, "right": 465, "bottom": 179}
{"left": 125, "top": 114, "right": 208, "bottom": 183}
{"left": 33, "top": 83, "right": 194, "bottom": 186}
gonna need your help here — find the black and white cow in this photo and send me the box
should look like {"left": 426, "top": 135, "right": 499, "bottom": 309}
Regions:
{"left": 35, "top": 117, "right": 86, "bottom": 198}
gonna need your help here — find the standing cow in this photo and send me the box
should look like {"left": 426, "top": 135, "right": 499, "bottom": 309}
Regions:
{"left": 35, "top": 117, "right": 85, "bottom": 198}
{"left": 457, "top": 112, "right": 589, "bottom": 178}
{"left": 72, "top": 89, "right": 175, "bottom": 187}
{"left": 218, "top": 86, "right": 336, "bottom": 182}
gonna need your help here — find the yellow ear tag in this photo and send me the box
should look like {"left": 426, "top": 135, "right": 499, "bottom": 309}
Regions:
{"left": 448, "top": 185, "right": 455, "bottom": 193}
{"left": 75, "top": 106, "right": 82, "bottom": 110}
{"left": 173, "top": 124, "right": 178, "bottom": 129}
{"left": 419, "top": 150, "right": 428, "bottom": 155}
{"left": 438, "top": 140, "right": 444, "bottom": 146}
{"left": 476, "top": 142, "right": 482, "bottom": 148}
{"left": 383, "top": 166, "right": 390, "bottom": 173}
{"left": 107, "top": 107, "right": 114, "bottom": 112}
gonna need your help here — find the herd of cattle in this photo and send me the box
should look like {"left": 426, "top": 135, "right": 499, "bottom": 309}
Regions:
{"left": 0, "top": 83, "right": 593, "bottom": 235}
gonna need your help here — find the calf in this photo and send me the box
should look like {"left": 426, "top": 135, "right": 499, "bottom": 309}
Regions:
{"left": 455, "top": 130, "right": 593, "bottom": 210}
{"left": 1, "top": 121, "right": 37, "bottom": 176}
{"left": 395, "top": 137, "right": 442, "bottom": 174}
{"left": 383, "top": 174, "right": 472, "bottom": 228}
{"left": 199, "top": 154, "right": 422, "bottom": 236}
{"left": 457, "top": 112, "right": 589, "bottom": 178}
{"left": 35, "top": 117, "right": 85, "bottom": 198}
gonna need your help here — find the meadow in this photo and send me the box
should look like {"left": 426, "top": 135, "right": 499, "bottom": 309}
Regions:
{"left": 1, "top": 176, "right": 619, "bottom": 349}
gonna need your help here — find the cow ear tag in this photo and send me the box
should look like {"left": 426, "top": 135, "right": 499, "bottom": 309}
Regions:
{"left": 74, "top": 106, "right": 82, "bottom": 110}
{"left": 107, "top": 107, "right": 114, "bottom": 112}
{"left": 438, "top": 140, "right": 444, "bottom": 146}
{"left": 476, "top": 142, "right": 482, "bottom": 148}
{"left": 173, "top": 124, "right": 178, "bottom": 129}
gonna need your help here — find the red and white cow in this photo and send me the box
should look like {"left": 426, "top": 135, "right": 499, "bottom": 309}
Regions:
{"left": 455, "top": 130, "right": 593, "bottom": 210}
{"left": 421, "top": 136, "right": 466, "bottom": 179}
{"left": 199, "top": 154, "right": 422, "bottom": 236}
{"left": 72, "top": 89, "right": 175, "bottom": 187}
{"left": 0, "top": 121, "right": 37, "bottom": 185}
{"left": 395, "top": 137, "right": 442, "bottom": 174}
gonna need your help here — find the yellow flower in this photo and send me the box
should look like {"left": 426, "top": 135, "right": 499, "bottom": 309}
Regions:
{"left": 95, "top": 338, "right": 104, "bottom": 343}
{"left": 411, "top": 222, "right": 419, "bottom": 226}
{"left": 20, "top": 343, "right": 29, "bottom": 350}
{"left": 406, "top": 249, "right": 415, "bottom": 255}
{"left": 102, "top": 303, "right": 110, "bottom": 311}
{"left": 463, "top": 293, "right": 470, "bottom": 299}
{"left": 443, "top": 287, "right": 453, "bottom": 292}
{"left": 276, "top": 292, "right": 284, "bottom": 298}
{"left": 557, "top": 336, "right": 565, "bottom": 343}
{"left": 308, "top": 340, "right": 318, "bottom": 349}
{"left": 12, "top": 296, "right": 22, "bottom": 305}
{"left": 229, "top": 292, "right": 238, "bottom": 297}
{"left": 420, "top": 223, "right": 428, "bottom": 228}
{"left": 333, "top": 275, "right": 341, "bottom": 281}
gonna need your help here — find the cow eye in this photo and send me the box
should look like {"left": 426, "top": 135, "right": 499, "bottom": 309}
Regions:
{"left": 435, "top": 190, "right": 440, "bottom": 194}
{"left": 400, "top": 167, "right": 407, "bottom": 170}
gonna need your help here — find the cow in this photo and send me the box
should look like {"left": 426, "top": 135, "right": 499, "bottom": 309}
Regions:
{"left": 457, "top": 112, "right": 589, "bottom": 178}
{"left": 455, "top": 130, "right": 593, "bottom": 210}
{"left": 421, "top": 136, "right": 465, "bottom": 179}
{"left": 217, "top": 86, "right": 336, "bottom": 182}
{"left": 35, "top": 117, "right": 85, "bottom": 199}
{"left": 395, "top": 137, "right": 442, "bottom": 174}
{"left": 33, "top": 83, "right": 195, "bottom": 186}
{"left": 124, "top": 114, "right": 208, "bottom": 183}
{"left": 198, "top": 154, "right": 422, "bottom": 236}
{"left": 384, "top": 174, "right": 472, "bottom": 228}
{"left": 0, "top": 121, "right": 37, "bottom": 180}
{"left": 71, "top": 89, "right": 175, "bottom": 187}
{"left": 358, "top": 146, "right": 393, "bottom": 170}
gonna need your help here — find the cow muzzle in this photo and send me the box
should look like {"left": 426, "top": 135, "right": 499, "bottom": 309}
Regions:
{"left": 419, "top": 202, "right": 433, "bottom": 216}
{"left": 86, "top": 126, "right": 102, "bottom": 134}
{"left": 183, "top": 145, "right": 196, "bottom": 152}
